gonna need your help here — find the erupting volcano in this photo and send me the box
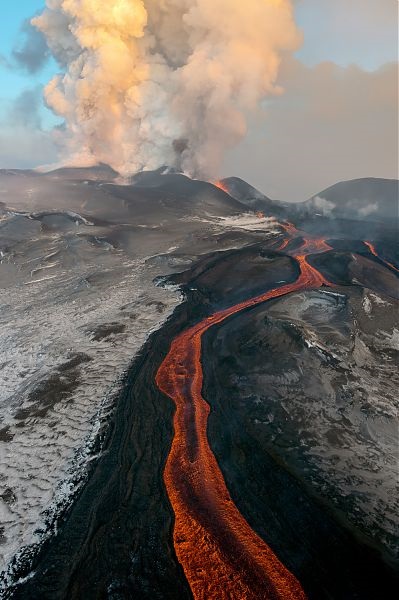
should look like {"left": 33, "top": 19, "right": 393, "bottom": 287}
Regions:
{"left": 0, "top": 0, "right": 397, "bottom": 597}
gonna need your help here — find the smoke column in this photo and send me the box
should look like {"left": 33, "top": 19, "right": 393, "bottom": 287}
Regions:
{"left": 33, "top": 0, "right": 301, "bottom": 177}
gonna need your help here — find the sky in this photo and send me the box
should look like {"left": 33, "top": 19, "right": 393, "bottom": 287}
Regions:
{"left": 0, "top": 0, "right": 397, "bottom": 201}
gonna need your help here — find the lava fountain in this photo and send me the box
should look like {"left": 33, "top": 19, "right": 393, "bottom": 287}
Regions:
{"left": 156, "top": 234, "right": 332, "bottom": 598}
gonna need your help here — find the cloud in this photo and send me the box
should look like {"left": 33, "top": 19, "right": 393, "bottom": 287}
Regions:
{"left": 32, "top": 0, "right": 301, "bottom": 177}
{"left": 7, "top": 87, "right": 43, "bottom": 129}
{"left": 0, "top": 127, "right": 56, "bottom": 170}
{"left": 0, "top": 87, "right": 57, "bottom": 170}
{"left": 11, "top": 18, "right": 49, "bottom": 74}
{"left": 224, "top": 58, "right": 398, "bottom": 201}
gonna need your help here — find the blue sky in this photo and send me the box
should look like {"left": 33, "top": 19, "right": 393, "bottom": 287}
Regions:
{"left": 295, "top": 0, "right": 397, "bottom": 71}
{"left": 0, "top": 1, "right": 58, "bottom": 126}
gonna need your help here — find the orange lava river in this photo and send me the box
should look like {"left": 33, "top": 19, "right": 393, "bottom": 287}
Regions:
{"left": 156, "top": 240, "right": 331, "bottom": 599}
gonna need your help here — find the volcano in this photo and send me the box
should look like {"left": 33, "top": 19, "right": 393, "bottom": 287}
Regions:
{"left": 0, "top": 168, "right": 398, "bottom": 599}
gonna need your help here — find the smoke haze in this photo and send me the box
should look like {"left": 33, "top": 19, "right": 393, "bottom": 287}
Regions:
{"left": 12, "top": 18, "right": 49, "bottom": 74}
{"left": 33, "top": 0, "right": 301, "bottom": 177}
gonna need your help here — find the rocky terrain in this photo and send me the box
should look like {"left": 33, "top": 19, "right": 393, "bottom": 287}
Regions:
{"left": 0, "top": 167, "right": 398, "bottom": 598}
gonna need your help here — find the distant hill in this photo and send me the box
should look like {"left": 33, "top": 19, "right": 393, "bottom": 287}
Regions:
{"left": 300, "top": 178, "right": 399, "bottom": 223}
{"left": 216, "top": 177, "right": 290, "bottom": 218}
{"left": 218, "top": 176, "right": 399, "bottom": 225}
{"left": 0, "top": 166, "right": 247, "bottom": 223}
{"left": 125, "top": 169, "right": 247, "bottom": 218}
{"left": 44, "top": 163, "right": 120, "bottom": 181}
{"left": 1, "top": 166, "right": 397, "bottom": 226}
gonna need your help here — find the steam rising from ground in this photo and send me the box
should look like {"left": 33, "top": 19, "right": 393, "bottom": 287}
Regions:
{"left": 33, "top": 0, "right": 300, "bottom": 177}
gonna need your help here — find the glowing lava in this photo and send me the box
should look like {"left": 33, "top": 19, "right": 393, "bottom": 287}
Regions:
{"left": 156, "top": 239, "right": 332, "bottom": 599}
{"left": 301, "top": 238, "right": 332, "bottom": 254}
{"left": 281, "top": 221, "right": 298, "bottom": 236}
{"left": 364, "top": 241, "right": 399, "bottom": 273}
{"left": 214, "top": 180, "right": 230, "bottom": 194}
{"left": 277, "top": 238, "right": 290, "bottom": 251}
{"left": 277, "top": 219, "right": 332, "bottom": 256}
{"left": 364, "top": 241, "right": 378, "bottom": 257}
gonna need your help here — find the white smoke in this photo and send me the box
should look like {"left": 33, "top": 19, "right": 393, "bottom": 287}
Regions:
{"left": 357, "top": 202, "right": 378, "bottom": 217}
{"left": 33, "top": 0, "right": 301, "bottom": 178}
{"left": 311, "top": 195, "right": 335, "bottom": 216}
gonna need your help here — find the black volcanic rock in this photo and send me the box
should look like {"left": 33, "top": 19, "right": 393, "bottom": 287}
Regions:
{"left": 120, "top": 170, "right": 248, "bottom": 218}
{"left": 219, "top": 176, "right": 290, "bottom": 218}
{"left": 0, "top": 167, "right": 247, "bottom": 226}
{"left": 129, "top": 166, "right": 182, "bottom": 185}
{"left": 44, "top": 163, "right": 120, "bottom": 181}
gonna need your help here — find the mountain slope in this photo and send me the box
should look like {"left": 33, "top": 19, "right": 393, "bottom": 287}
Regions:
{"left": 301, "top": 178, "right": 399, "bottom": 222}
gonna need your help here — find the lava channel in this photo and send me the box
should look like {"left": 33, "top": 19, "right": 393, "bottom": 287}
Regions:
{"left": 364, "top": 241, "right": 399, "bottom": 273}
{"left": 156, "top": 247, "right": 331, "bottom": 600}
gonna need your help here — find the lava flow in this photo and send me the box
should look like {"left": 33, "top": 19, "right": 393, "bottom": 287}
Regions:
{"left": 364, "top": 241, "right": 399, "bottom": 273}
{"left": 276, "top": 222, "right": 297, "bottom": 251}
{"left": 214, "top": 180, "right": 230, "bottom": 194}
{"left": 277, "top": 221, "right": 332, "bottom": 255}
{"left": 156, "top": 238, "right": 332, "bottom": 599}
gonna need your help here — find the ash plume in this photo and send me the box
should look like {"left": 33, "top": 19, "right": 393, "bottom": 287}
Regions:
{"left": 33, "top": 0, "right": 301, "bottom": 178}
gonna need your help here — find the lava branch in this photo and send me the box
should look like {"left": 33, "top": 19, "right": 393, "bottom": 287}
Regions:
{"left": 276, "top": 221, "right": 333, "bottom": 255}
{"left": 156, "top": 244, "right": 332, "bottom": 599}
{"left": 364, "top": 241, "right": 399, "bottom": 273}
